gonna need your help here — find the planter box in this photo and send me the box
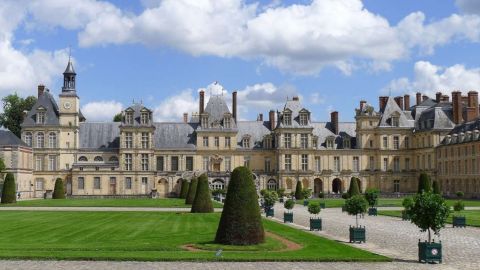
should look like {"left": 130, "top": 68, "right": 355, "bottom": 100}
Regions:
{"left": 368, "top": 208, "right": 377, "bottom": 216}
{"left": 310, "top": 218, "right": 322, "bottom": 231}
{"left": 265, "top": 208, "right": 274, "bottom": 217}
{"left": 453, "top": 216, "right": 466, "bottom": 228}
{"left": 349, "top": 226, "right": 366, "bottom": 243}
{"left": 401, "top": 210, "right": 410, "bottom": 221}
{"left": 319, "top": 202, "right": 326, "bottom": 209}
{"left": 284, "top": 212, "right": 293, "bottom": 223}
{"left": 418, "top": 241, "right": 442, "bottom": 263}
{"left": 303, "top": 200, "right": 309, "bottom": 206}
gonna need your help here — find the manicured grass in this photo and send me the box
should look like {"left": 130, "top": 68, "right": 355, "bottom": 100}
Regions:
{"left": 378, "top": 210, "right": 480, "bottom": 227}
{"left": 0, "top": 211, "right": 389, "bottom": 261}
{"left": 0, "top": 198, "right": 223, "bottom": 208}
{"left": 298, "top": 198, "right": 480, "bottom": 208}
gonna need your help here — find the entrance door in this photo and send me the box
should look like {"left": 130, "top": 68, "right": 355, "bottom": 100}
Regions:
{"left": 109, "top": 177, "right": 117, "bottom": 195}
{"left": 332, "top": 178, "right": 342, "bottom": 194}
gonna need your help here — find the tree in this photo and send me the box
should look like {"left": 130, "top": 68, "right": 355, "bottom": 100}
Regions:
{"left": 113, "top": 113, "right": 122, "bottom": 122}
{"left": 308, "top": 202, "right": 321, "bottom": 216}
{"left": 263, "top": 190, "right": 278, "bottom": 209}
{"left": 284, "top": 199, "right": 295, "bottom": 212}
{"left": 345, "top": 195, "right": 368, "bottom": 227}
{"left": 407, "top": 192, "right": 449, "bottom": 243}
{"left": 347, "top": 177, "right": 360, "bottom": 198}
{"left": 302, "top": 188, "right": 312, "bottom": 199}
{"left": 364, "top": 188, "right": 379, "bottom": 208}
{"left": 0, "top": 94, "right": 37, "bottom": 137}
{"left": 215, "top": 167, "right": 264, "bottom": 245}
{"left": 276, "top": 188, "right": 285, "bottom": 198}
{"left": 1, "top": 173, "right": 16, "bottom": 204}
{"left": 191, "top": 174, "right": 213, "bottom": 213}
{"left": 185, "top": 177, "right": 198, "bottom": 205}
{"left": 402, "top": 197, "right": 414, "bottom": 210}
{"left": 0, "top": 158, "right": 5, "bottom": 179}
{"left": 295, "top": 181, "right": 303, "bottom": 200}
{"left": 179, "top": 179, "right": 189, "bottom": 198}
{"left": 417, "top": 173, "right": 432, "bottom": 193}
{"left": 52, "top": 178, "right": 66, "bottom": 199}
{"left": 432, "top": 181, "right": 441, "bottom": 195}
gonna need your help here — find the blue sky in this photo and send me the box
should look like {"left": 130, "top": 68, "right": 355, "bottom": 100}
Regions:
{"left": 2, "top": 0, "right": 480, "bottom": 122}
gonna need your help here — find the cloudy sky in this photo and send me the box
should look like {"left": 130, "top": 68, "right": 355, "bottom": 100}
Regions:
{"left": 1, "top": 0, "right": 480, "bottom": 122}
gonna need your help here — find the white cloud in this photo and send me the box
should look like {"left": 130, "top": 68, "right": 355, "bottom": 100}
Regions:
{"left": 81, "top": 101, "right": 123, "bottom": 122}
{"left": 385, "top": 61, "right": 480, "bottom": 97}
{"left": 456, "top": 0, "right": 480, "bottom": 15}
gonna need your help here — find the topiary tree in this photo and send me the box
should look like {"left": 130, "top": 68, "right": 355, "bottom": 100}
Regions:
{"left": 260, "top": 189, "right": 268, "bottom": 197}
{"left": 417, "top": 173, "right": 432, "bottom": 193}
{"left": 284, "top": 198, "right": 295, "bottom": 212}
{"left": 302, "top": 188, "right": 312, "bottom": 199}
{"left": 52, "top": 178, "right": 65, "bottom": 199}
{"left": 276, "top": 188, "right": 285, "bottom": 198}
{"left": 432, "top": 180, "right": 441, "bottom": 195}
{"left": 263, "top": 190, "right": 278, "bottom": 210}
{"left": 295, "top": 181, "right": 303, "bottom": 200}
{"left": 215, "top": 166, "right": 264, "bottom": 245}
{"left": 179, "top": 179, "right": 189, "bottom": 198}
{"left": 402, "top": 197, "right": 414, "bottom": 210}
{"left": 1, "top": 173, "right": 16, "bottom": 204}
{"left": 347, "top": 177, "right": 360, "bottom": 198}
{"left": 191, "top": 174, "right": 213, "bottom": 213}
{"left": 185, "top": 177, "right": 198, "bottom": 205}
{"left": 308, "top": 202, "right": 321, "bottom": 216}
{"left": 345, "top": 195, "right": 367, "bottom": 227}
{"left": 364, "top": 188, "right": 379, "bottom": 208}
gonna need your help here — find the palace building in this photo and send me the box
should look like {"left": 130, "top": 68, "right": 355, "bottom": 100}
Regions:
{"left": 2, "top": 59, "right": 479, "bottom": 199}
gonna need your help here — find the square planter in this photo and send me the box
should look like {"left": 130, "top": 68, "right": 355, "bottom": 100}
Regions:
{"left": 368, "top": 208, "right": 377, "bottom": 216}
{"left": 284, "top": 212, "right": 293, "bottom": 223}
{"left": 319, "top": 202, "right": 326, "bottom": 209}
{"left": 265, "top": 208, "right": 274, "bottom": 217}
{"left": 310, "top": 218, "right": 322, "bottom": 231}
{"left": 349, "top": 226, "right": 366, "bottom": 243}
{"left": 453, "top": 216, "right": 466, "bottom": 228}
{"left": 303, "top": 200, "right": 309, "bottom": 206}
{"left": 418, "top": 241, "right": 442, "bottom": 263}
{"left": 401, "top": 210, "right": 410, "bottom": 221}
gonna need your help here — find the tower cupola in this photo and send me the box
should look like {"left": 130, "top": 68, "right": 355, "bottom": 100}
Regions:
{"left": 62, "top": 58, "right": 76, "bottom": 92}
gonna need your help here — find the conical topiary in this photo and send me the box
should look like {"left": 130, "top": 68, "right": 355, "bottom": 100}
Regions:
{"left": 215, "top": 166, "right": 264, "bottom": 245}
{"left": 347, "top": 177, "right": 360, "bottom": 197}
{"left": 295, "top": 180, "right": 304, "bottom": 200}
{"left": 179, "top": 179, "right": 189, "bottom": 198}
{"left": 191, "top": 174, "right": 213, "bottom": 213}
{"left": 417, "top": 173, "right": 432, "bottom": 193}
{"left": 1, "top": 173, "right": 16, "bottom": 204}
{"left": 185, "top": 177, "right": 198, "bottom": 205}
{"left": 52, "top": 178, "right": 66, "bottom": 199}
{"left": 432, "top": 180, "right": 441, "bottom": 195}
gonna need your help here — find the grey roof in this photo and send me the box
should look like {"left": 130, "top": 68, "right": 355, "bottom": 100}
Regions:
{"left": 312, "top": 122, "right": 356, "bottom": 149}
{"left": 64, "top": 60, "right": 76, "bottom": 74}
{"left": 237, "top": 121, "right": 271, "bottom": 149}
{"left": 153, "top": 122, "right": 197, "bottom": 149}
{"left": 122, "top": 103, "right": 152, "bottom": 127}
{"left": 22, "top": 90, "right": 60, "bottom": 127}
{"left": 79, "top": 122, "right": 120, "bottom": 150}
{"left": 277, "top": 98, "right": 312, "bottom": 128}
{"left": 0, "top": 130, "right": 28, "bottom": 147}
{"left": 202, "top": 95, "right": 236, "bottom": 128}
{"left": 379, "top": 97, "right": 414, "bottom": 128}
{"left": 416, "top": 105, "right": 455, "bottom": 130}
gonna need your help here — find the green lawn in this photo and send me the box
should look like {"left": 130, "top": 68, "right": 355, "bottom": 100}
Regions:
{"left": 378, "top": 210, "right": 480, "bottom": 227}
{"left": 298, "top": 198, "right": 480, "bottom": 208}
{"left": 0, "top": 211, "right": 389, "bottom": 261}
{"left": 0, "top": 198, "right": 223, "bottom": 208}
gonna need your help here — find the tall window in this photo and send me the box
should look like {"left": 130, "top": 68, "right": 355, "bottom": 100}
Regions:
{"left": 94, "top": 177, "right": 101, "bottom": 189}
{"left": 24, "top": 132, "right": 32, "bottom": 147}
{"left": 312, "top": 137, "right": 318, "bottom": 148}
{"left": 171, "top": 156, "right": 179, "bottom": 171}
{"left": 264, "top": 158, "right": 271, "bottom": 172}
{"left": 393, "top": 136, "right": 399, "bottom": 150}
{"left": 383, "top": 157, "right": 388, "bottom": 171}
{"left": 300, "top": 134, "right": 308, "bottom": 148}
{"left": 382, "top": 136, "right": 388, "bottom": 149}
{"left": 404, "top": 137, "right": 410, "bottom": 149}
{"left": 224, "top": 117, "right": 231, "bottom": 128}
{"left": 203, "top": 136, "right": 209, "bottom": 147}
{"left": 299, "top": 113, "right": 308, "bottom": 125}
{"left": 214, "top": 137, "right": 219, "bottom": 147}
{"left": 156, "top": 156, "right": 164, "bottom": 171}
{"left": 201, "top": 116, "right": 208, "bottom": 128}
{"left": 369, "top": 156, "right": 375, "bottom": 170}
{"left": 284, "top": 113, "right": 292, "bottom": 126}
{"left": 125, "top": 132, "right": 133, "bottom": 148}
{"left": 48, "top": 155, "right": 56, "bottom": 171}
{"left": 141, "top": 132, "right": 149, "bottom": 148}
{"left": 203, "top": 156, "right": 209, "bottom": 171}
{"left": 284, "top": 154, "right": 292, "bottom": 171}
{"left": 315, "top": 156, "right": 321, "bottom": 172}
{"left": 334, "top": 156, "right": 340, "bottom": 172}
{"left": 224, "top": 156, "right": 231, "bottom": 171}
{"left": 225, "top": 137, "right": 231, "bottom": 148}
{"left": 301, "top": 154, "right": 308, "bottom": 171}
{"left": 392, "top": 116, "right": 399, "bottom": 127}
{"left": 141, "top": 112, "right": 149, "bottom": 124}
{"left": 327, "top": 139, "right": 334, "bottom": 149}
{"left": 124, "top": 154, "right": 132, "bottom": 171}
{"left": 393, "top": 157, "right": 400, "bottom": 172}
{"left": 78, "top": 177, "right": 84, "bottom": 190}
{"left": 186, "top": 156, "right": 193, "bottom": 171}
{"left": 428, "top": 155, "right": 432, "bottom": 170}
{"left": 242, "top": 137, "right": 250, "bottom": 148}
{"left": 284, "top": 133, "right": 292, "bottom": 148}
{"left": 125, "top": 112, "right": 133, "bottom": 124}
{"left": 141, "top": 154, "right": 149, "bottom": 171}
{"left": 343, "top": 138, "right": 351, "bottom": 149}
{"left": 125, "top": 177, "right": 132, "bottom": 189}
{"left": 35, "top": 156, "right": 43, "bottom": 171}
{"left": 353, "top": 156, "right": 359, "bottom": 172}
{"left": 244, "top": 156, "right": 250, "bottom": 168}
{"left": 37, "top": 132, "right": 44, "bottom": 148}
{"left": 37, "top": 111, "right": 45, "bottom": 124}
{"left": 393, "top": 180, "right": 400, "bottom": 193}
{"left": 405, "top": 158, "right": 410, "bottom": 170}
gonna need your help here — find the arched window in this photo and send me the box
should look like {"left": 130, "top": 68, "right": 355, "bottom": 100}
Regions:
{"left": 37, "top": 132, "right": 44, "bottom": 148}
{"left": 78, "top": 156, "right": 88, "bottom": 162}
{"left": 48, "top": 132, "right": 57, "bottom": 148}
{"left": 212, "top": 179, "right": 225, "bottom": 190}
{"left": 94, "top": 156, "right": 103, "bottom": 162}
{"left": 109, "top": 156, "right": 119, "bottom": 162}
{"left": 267, "top": 179, "right": 277, "bottom": 190}
{"left": 24, "top": 132, "right": 32, "bottom": 147}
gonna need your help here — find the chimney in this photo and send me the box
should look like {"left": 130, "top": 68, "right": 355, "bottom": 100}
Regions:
{"left": 452, "top": 91, "right": 463, "bottom": 124}
{"left": 183, "top": 113, "right": 188, "bottom": 123}
{"left": 416, "top": 92, "right": 422, "bottom": 105}
{"left": 257, "top": 113, "right": 263, "bottom": 121}
{"left": 379, "top": 96, "right": 388, "bottom": 112}
{"left": 422, "top": 95, "right": 428, "bottom": 102}
{"left": 292, "top": 96, "right": 299, "bottom": 101}
{"left": 462, "top": 95, "right": 468, "bottom": 105}
{"left": 269, "top": 110, "right": 275, "bottom": 130}
{"left": 360, "top": 100, "right": 366, "bottom": 110}
{"left": 441, "top": 95, "right": 450, "bottom": 102}
{"left": 404, "top": 94, "right": 410, "bottom": 110}
{"left": 466, "top": 107, "right": 477, "bottom": 122}
{"left": 330, "top": 111, "right": 339, "bottom": 135}
{"left": 199, "top": 90, "right": 205, "bottom": 114}
{"left": 436, "top": 92, "right": 442, "bottom": 103}
{"left": 37, "top": 85, "right": 45, "bottom": 97}
{"left": 394, "top": 96, "right": 404, "bottom": 110}
{"left": 232, "top": 91, "right": 237, "bottom": 122}
{"left": 468, "top": 91, "right": 479, "bottom": 120}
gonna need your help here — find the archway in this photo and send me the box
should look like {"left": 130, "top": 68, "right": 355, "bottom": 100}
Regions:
{"left": 267, "top": 179, "right": 277, "bottom": 190}
{"left": 332, "top": 178, "right": 342, "bottom": 194}
{"left": 314, "top": 178, "right": 323, "bottom": 196}
{"left": 157, "top": 179, "right": 168, "bottom": 197}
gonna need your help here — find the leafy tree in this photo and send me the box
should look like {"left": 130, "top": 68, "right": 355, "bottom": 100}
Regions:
{"left": 263, "top": 190, "right": 278, "bottom": 209}
{"left": 52, "top": 178, "right": 65, "bottom": 199}
{"left": 295, "top": 181, "right": 303, "bottom": 200}
{"left": 215, "top": 166, "right": 264, "bottom": 245}
{"left": 276, "top": 188, "right": 285, "bottom": 198}
{"left": 407, "top": 192, "right": 449, "bottom": 243}
{"left": 453, "top": 200, "right": 465, "bottom": 214}
{"left": 345, "top": 195, "right": 368, "bottom": 227}
{"left": 308, "top": 202, "right": 321, "bottom": 216}
{"left": 364, "top": 188, "right": 379, "bottom": 208}
{"left": 284, "top": 198, "right": 295, "bottom": 212}
{"left": 318, "top": 192, "right": 325, "bottom": 199}
{"left": 185, "top": 177, "right": 198, "bottom": 205}
{"left": 347, "top": 177, "right": 360, "bottom": 198}
{"left": 417, "top": 173, "right": 432, "bottom": 193}
{"left": 260, "top": 189, "right": 268, "bottom": 197}
{"left": 432, "top": 180, "right": 441, "bottom": 195}
{"left": 113, "top": 113, "right": 122, "bottom": 122}
{"left": 302, "top": 188, "right": 312, "bottom": 199}
{"left": 402, "top": 197, "right": 414, "bottom": 210}
{"left": 0, "top": 94, "right": 37, "bottom": 137}
{"left": 179, "top": 179, "right": 189, "bottom": 198}
{"left": 1, "top": 173, "right": 16, "bottom": 204}
{"left": 191, "top": 174, "right": 213, "bottom": 213}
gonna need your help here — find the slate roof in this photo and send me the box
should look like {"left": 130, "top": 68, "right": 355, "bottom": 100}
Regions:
{"left": 153, "top": 123, "right": 197, "bottom": 149}
{"left": 379, "top": 97, "right": 414, "bottom": 128}
{"left": 22, "top": 90, "right": 60, "bottom": 127}
{"left": 64, "top": 60, "right": 76, "bottom": 74}
{"left": 416, "top": 105, "right": 455, "bottom": 130}
{"left": 202, "top": 95, "right": 236, "bottom": 128}
{"left": 236, "top": 121, "right": 271, "bottom": 149}
{"left": 0, "top": 130, "right": 28, "bottom": 147}
{"left": 312, "top": 122, "right": 356, "bottom": 149}
{"left": 276, "top": 98, "right": 312, "bottom": 128}
{"left": 122, "top": 103, "right": 153, "bottom": 127}
{"left": 79, "top": 122, "right": 120, "bottom": 150}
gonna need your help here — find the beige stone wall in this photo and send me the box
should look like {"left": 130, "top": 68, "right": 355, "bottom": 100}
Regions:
{"left": 0, "top": 145, "right": 34, "bottom": 198}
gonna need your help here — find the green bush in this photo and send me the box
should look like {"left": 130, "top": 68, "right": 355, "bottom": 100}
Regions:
{"left": 215, "top": 166, "right": 264, "bottom": 245}
{"left": 260, "top": 189, "right": 268, "bottom": 197}
{"left": 432, "top": 180, "right": 441, "bottom": 195}
{"left": 276, "top": 188, "right": 285, "bottom": 198}
{"left": 347, "top": 177, "right": 360, "bottom": 197}
{"left": 402, "top": 197, "right": 414, "bottom": 210}
{"left": 417, "top": 173, "right": 432, "bottom": 193}
{"left": 302, "top": 188, "right": 312, "bottom": 199}
{"left": 364, "top": 188, "right": 379, "bottom": 208}
{"left": 185, "top": 177, "right": 198, "bottom": 205}
{"left": 456, "top": 191, "right": 464, "bottom": 198}
{"left": 1, "top": 173, "right": 16, "bottom": 204}
{"left": 318, "top": 192, "right": 325, "bottom": 198}
{"left": 191, "top": 174, "right": 213, "bottom": 213}
{"left": 284, "top": 199, "right": 295, "bottom": 211}
{"left": 179, "top": 179, "right": 189, "bottom": 198}
{"left": 295, "top": 181, "right": 303, "bottom": 200}
{"left": 263, "top": 190, "right": 278, "bottom": 209}
{"left": 341, "top": 193, "right": 349, "bottom": 199}
{"left": 453, "top": 200, "right": 465, "bottom": 213}
{"left": 345, "top": 195, "right": 367, "bottom": 227}
{"left": 52, "top": 178, "right": 65, "bottom": 199}
{"left": 308, "top": 202, "right": 321, "bottom": 216}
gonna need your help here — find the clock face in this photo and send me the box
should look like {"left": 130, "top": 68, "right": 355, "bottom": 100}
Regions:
{"left": 63, "top": 102, "right": 72, "bottom": 110}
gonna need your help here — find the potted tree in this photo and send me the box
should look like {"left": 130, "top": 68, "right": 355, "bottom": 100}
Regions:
{"left": 452, "top": 191, "right": 466, "bottom": 228}
{"left": 318, "top": 192, "right": 326, "bottom": 209}
{"left": 277, "top": 188, "right": 285, "bottom": 203}
{"left": 364, "top": 188, "right": 379, "bottom": 216}
{"left": 283, "top": 198, "right": 295, "bottom": 223}
{"left": 302, "top": 188, "right": 312, "bottom": 206}
{"left": 308, "top": 202, "right": 322, "bottom": 231}
{"left": 402, "top": 197, "right": 414, "bottom": 221}
{"left": 345, "top": 195, "right": 368, "bottom": 243}
{"left": 407, "top": 191, "right": 449, "bottom": 264}
{"left": 263, "top": 190, "right": 278, "bottom": 217}
{"left": 341, "top": 192, "right": 349, "bottom": 212}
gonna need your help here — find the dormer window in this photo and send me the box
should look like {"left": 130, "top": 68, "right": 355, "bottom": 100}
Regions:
{"left": 224, "top": 117, "right": 231, "bottom": 128}
{"left": 37, "top": 111, "right": 45, "bottom": 124}
{"left": 299, "top": 113, "right": 308, "bottom": 126}
{"left": 242, "top": 136, "right": 250, "bottom": 148}
{"left": 391, "top": 116, "right": 399, "bottom": 127}
{"left": 326, "top": 137, "right": 335, "bottom": 149}
{"left": 284, "top": 112, "right": 292, "bottom": 126}
{"left": 263, "top": 136, "right": 272, "bottom": 149}
{"left": 201, "top": 115, "right": 208, "bottom": 128}
{"left": 312, "top": 136, "right": 318, "bottom": 148}
{"left": 141, "top": 112, "right": 149, "bottom": 124}
{"left": 343, "top": 138, "right": 351, "bottom": 149}
{"left": 125, "top": 112, "right": 133, "bottom": 125}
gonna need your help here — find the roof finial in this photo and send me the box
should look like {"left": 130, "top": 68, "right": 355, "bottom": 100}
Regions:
{"left": 68, "top": 45, "right": 72, "bottom": 62}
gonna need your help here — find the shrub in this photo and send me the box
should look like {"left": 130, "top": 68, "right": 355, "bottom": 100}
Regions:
{"left": 308, "top": 202, "right": 321, "bottom": 216}
{"left": 52, "top": 178, "right": 65, "bottom": 199}
{"left": 215, "top": 166, "right": 264, "bottom": 245}
{"left": 185, "top": 177, "right": 198, "bottom": 205}
{"left": 295, "top": 181, "right": 303, "bottom": 200}
{"left": 347, "top": 177, "right": 361, "bottom": 197}
{"left": 456, "top": 191, "right": 464, "bottom": 198}
{"left": 260, "top": 189, "right": 268, "bottom": 197}
{"left": 284, "top": 199, "right": 295, "bottom": 212}
{"left": 179, "top": 179, "right": 189, "bottom": 198}
{"left": 191, "top": 174, "right": 213, "bottom": 213}
{"left": 276, "top": 188, "right": 285, "bottom": 198}
{"left": 302, "top": 188, "right": 312, "bottom": 199}
{"left": 364, "top": 188, "right": 379, "bottom": 208}
{"left": 318, "top": 192, "right": 325, "bottom": 199}
{"left": 432, "top": 181, "right": 441, "bottom": 195}
{"left": 345, "top": 195, "right": 368, "bottom": 227}
{"left": 402, "top": 197, "right": 414, "bottom": 210}
{"left": 417, "top": 173, "right": 432, "bottom": 193}
{"left": 1, "top": 173, "right": 16, "bottom": 204}
{"left": 341, "top": 193, "right": 349, "bottom": 199}
{"left": 407, "top": 192, "right": 449, "bottom": 243}
{"left": 453, "top": 200, "right": 465, "bottom": 213}
{"left": 263, "top": 190, "right": 278, "bottom": 209}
